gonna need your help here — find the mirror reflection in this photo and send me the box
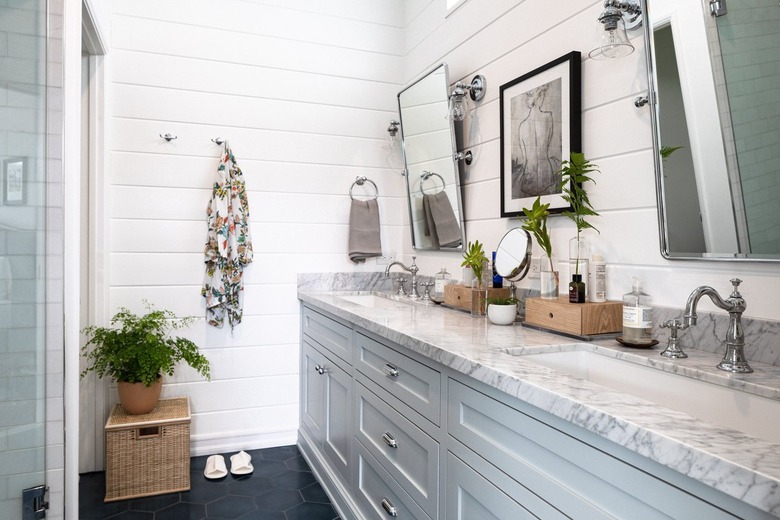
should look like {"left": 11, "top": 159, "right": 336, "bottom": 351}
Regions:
{"left": 495, "top": 228, "right": 532, "bottom": 282}
{"left": 398, "top": 63, "right": 465, "bottom": 251}
{"left": 649, "top": 0, "right": 780, "bottom": 259}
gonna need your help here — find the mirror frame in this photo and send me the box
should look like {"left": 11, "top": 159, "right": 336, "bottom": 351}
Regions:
{"left": 646, "top": 0, "right": 780, "bottom": 262}
{"left": 397, "top": 63, "right": 466, "bottom": 251}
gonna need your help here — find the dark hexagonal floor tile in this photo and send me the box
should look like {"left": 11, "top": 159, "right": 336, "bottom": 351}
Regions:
{"left": 109, "top": 511, "right": 155, "bottom": 520}
{"left": 273, "top": 470, "right": 316, "bottom": 491}
{"left": 155, "top": 501, "right": 207, "bottom": 520}
{"left": 128, "top": 493, "right": 181, "bottom": 512}
{"left": 235, "top": 510, "right": 285, "bottom": 520}
{"left": 284, "top": 501, "right": 339, "bottom": 520}
{"left": 254, "top": 488, "right": 303, "bottom": 511}
{"left": 206, "top": 494, "right": 256, "bottom": 519}
{"left": 284, "top": 455, "right": 310, "bottom": 471}
{"left": 226, "top": 474, "right": 272, "bottom": 496}
{"left": 257, "top": 445, "right": 299, "bottom": 461}
{"left": 181, "top": 480, "right": 228, "bottom": 505}
{"left": 247, "top": 459, "right": 287, "bottom": 478}
{"left": 300, "top": 481, "right": 331, "bottom": 504}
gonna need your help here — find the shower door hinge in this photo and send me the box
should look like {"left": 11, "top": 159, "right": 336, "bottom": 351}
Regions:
{"left": 709, "top": 0, "right": 727, "bottom": 16}
{"left": 22, "top": 485, "right": 49, "bottom": 520}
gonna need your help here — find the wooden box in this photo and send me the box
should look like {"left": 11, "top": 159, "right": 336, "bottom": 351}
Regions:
{"left": 524, "top": 297, "right": 622, "bottom": 336}
{"left": 444, "top": 284, "right": 510, "bottom": 313}
{"left": 105, "top": 397, "right": 191, "bottom": 502}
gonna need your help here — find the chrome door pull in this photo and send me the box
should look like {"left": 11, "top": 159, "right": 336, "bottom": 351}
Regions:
{"left": 382, "top": 363, "right": 399, "bottom": 378}
{"left": 382, "top": 432, "right": 398, "bottom": 448}
{"left": 381, "top": 498, "right": 398, "bottom": 517}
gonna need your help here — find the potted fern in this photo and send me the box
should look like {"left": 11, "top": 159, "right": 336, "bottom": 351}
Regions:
{"left": 520, "top": 197, "right": 558, "bottom": 299}
{"left": 81, "top": 303, "right": 211, "bottom": 414}
{"left": 558, "top": 152, "right": 600, "bottom": 303}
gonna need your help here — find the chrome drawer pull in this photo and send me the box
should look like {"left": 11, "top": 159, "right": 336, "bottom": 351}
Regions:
{"left": 381, "top": 498, "right": 398, "bottom": 517}
{"left": 382, "top": 432, "right": 398, "bottom": 448}
{"left": 383, "top": 363, "right": 399, "bottom": 378}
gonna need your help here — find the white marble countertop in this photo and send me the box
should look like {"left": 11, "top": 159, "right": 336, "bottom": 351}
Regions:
{"left": 298, "top": 289, "right": 780, "bottom": 517}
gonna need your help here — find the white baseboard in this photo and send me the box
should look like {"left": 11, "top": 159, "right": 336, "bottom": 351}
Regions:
{"left": 189, "top": 429, "right": 298, "bottom": 457}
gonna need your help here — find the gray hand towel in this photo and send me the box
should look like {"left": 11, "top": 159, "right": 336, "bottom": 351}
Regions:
{"left": 348, "top": 198, "right": 382, "bottom": 263}
{"left": 424, "top": 191, "right": 461, "bottom": 248}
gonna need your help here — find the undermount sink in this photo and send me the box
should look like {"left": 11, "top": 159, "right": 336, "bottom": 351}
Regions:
{"left": 518, "top": 349, "right": 780, "bottom": 444}
{"left": 336, "top": 293, "right": 413, "bottom": 310}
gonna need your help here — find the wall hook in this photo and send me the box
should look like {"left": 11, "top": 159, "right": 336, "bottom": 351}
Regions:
{"left": 211, "top": 137, "right": 226, "bottom": 145}
{"left": 160, "top": 133, "right": 178, "bottom": 141}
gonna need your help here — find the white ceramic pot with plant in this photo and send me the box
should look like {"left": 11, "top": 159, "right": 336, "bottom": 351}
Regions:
{"left": 485, "top": 297, "right": 521, "bottom": 325}
{"left": 81, "top": 303, "right": 211, "bottom": 415}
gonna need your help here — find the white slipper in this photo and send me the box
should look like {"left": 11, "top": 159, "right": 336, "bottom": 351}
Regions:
{"left": 230, "top": 450, "right": 254, "bottom": 475}
{"left": 204, "top": 455, "right": 227, "bottom": 480}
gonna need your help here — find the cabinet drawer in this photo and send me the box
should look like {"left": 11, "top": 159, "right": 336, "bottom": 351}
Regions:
{"left": 448, "top": 378, "right": 738, "bottom": 520}
{"left": 302, "top": 306, "right": 353, "bottom": 364}
{"left": 355, "top": 440, "right": 432, "bottom": 520}
{"left": 356, "top": 333, "right": 441, "bottom": 425}
{"left": 445, "top": 450, "right": 548, "bottom": 520}
{"left": 356, "top": 383, "right": 439, "bottom": 518}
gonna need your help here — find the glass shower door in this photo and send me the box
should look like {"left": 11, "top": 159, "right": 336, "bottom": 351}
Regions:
{"left": 0, "top": 0, "right": 50, "bottom": 517}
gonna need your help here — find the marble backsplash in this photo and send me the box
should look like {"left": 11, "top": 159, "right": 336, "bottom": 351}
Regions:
{"left": 298, "top": 272, "right": 780, "bottom": 367}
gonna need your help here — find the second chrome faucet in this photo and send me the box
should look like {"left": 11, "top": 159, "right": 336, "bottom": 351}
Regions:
{"left": 683, "top": 278, "right": 752, "bottom": 373}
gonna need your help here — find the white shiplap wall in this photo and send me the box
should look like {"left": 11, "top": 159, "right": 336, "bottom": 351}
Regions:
{"left": 402, "top": 0, "right": 780, "bottom": 322}
{"left": 101, "top": 0, "right": 780, "bottom": 458}
{"left": 105, "top": 0, "right": 405, "bottom": 455}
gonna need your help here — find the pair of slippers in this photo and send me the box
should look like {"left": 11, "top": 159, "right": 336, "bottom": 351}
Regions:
{"left": 204, "top": 450, "right": 253, "bottom": 479}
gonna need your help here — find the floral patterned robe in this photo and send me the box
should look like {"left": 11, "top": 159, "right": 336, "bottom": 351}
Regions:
{"left": 202, "top": 143, "right": 253, "bottom": 329}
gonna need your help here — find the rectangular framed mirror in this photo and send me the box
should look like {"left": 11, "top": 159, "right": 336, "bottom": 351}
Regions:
{"left": 647, "top": 0, "right": 780, "bottom": 260}
{"left": 398, "top": 63, "right": 466, "bottom": 251}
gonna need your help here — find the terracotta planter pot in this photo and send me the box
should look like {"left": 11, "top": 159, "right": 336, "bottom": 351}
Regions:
{"left": 117, "top": 377, "right": 162, "bottom": 415}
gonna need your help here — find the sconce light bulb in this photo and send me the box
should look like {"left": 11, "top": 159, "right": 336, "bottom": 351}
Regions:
{"left": 451, "top": 99, "right": 466, "bottom": 121}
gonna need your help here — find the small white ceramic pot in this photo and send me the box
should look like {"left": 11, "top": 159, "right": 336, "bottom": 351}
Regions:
{"left": 487, "top": 303, "right": 517, "bottom": 325}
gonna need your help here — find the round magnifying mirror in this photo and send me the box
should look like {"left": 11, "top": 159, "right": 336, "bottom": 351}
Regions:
{"left": 495, "top": 228, "right": 532, "bottom": 282}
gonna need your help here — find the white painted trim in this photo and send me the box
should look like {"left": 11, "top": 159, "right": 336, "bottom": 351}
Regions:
{"left": 445, "top": 0, "right": 469, "bottom": 17}
{"left": 63, "top": 0, "right": 82, "bottom": 517}
{"left": 81, "top": 0, "right": 107, "bottom": 55}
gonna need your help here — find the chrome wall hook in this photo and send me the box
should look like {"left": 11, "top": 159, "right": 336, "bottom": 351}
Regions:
{"left": 211, "top": 137, "right": 226, "bottom": 145}
{"left": 160, "top": 133, "right": 178, "bottom": 141}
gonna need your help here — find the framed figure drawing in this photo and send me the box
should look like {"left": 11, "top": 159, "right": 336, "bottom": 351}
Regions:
{"left": 499, "top": 51, "right": 581, "bottom": 217}
{"left": 2, "top": 157, "right": 26, "bottom": 206}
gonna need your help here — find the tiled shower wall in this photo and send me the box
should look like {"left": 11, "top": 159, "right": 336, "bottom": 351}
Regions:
{"left": 717, "top": 0, "right": 780, "bottom": 254}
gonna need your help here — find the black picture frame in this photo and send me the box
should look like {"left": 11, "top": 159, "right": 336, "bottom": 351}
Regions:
{"left": 499, "top": 51, "right": 581, "bottom": 218}
{"left": 2, "top": 157, "right": 26, "bottom": 206}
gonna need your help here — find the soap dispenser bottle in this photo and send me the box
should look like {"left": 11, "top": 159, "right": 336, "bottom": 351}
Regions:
{"left": 622, "top": 278, "right": 653, "bottom": 345}
{"left": 434, "top": 266, "right": 451, "bottom": 301}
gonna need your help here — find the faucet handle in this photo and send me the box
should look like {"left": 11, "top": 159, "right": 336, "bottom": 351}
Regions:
{"left": 660, "top": 318, "right": 689, "bottom": 359}
{"left": 420, "top": 282, "right": 434, "bottom": 302}
{"left": 394, "top": 277, "right": 407, "bottom": 296}
{"left": 729, "top": 278, "right": 743, "bottom": 296}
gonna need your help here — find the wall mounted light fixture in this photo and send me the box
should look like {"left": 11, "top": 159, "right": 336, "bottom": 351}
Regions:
{"left": 588, "top": 0, "right": 642, "bottom": 60}
{"left": 449, "top": 74, "right": 486, "bottom": 121}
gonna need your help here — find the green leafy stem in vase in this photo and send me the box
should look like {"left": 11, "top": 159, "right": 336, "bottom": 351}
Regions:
{"left": 461, "top": 240, "right": 489, "bottom": 286}
{"left": 559, "top": 152, "right": 600, "bottom": 275}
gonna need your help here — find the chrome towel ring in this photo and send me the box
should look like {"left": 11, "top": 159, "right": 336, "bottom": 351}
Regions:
{"left": 349, "top": 176, "right": 379, "bottom": 201}
{"left": 420, "top": 171, "right": 445, "bottom": 195}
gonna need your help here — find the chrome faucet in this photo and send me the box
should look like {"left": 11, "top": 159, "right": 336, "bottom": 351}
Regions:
{"left": 682, "top": 278, "right": 752, "bottom": 373}
{"left": 385, "top": 256, "right": 420, "bottom": 299}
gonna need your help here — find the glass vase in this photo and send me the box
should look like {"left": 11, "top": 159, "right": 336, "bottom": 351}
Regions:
{"left": 540, "top": 254, "right": 559, "bottom": 300}
{"left": 471, "top": 277, "right": 487, "bottom": 318}
{"left": 568, "top": 236, "right": 589, "bottom": 300}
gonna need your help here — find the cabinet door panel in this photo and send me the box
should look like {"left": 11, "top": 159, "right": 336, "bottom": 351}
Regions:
{"left": 301, "top": 341, "right": 326, "bottom": 444}
{"left": 445, "top": 451, "right": 541, "bottom": 520}
{"left": 323, "top": 356, "right": 351, "bottom": 482}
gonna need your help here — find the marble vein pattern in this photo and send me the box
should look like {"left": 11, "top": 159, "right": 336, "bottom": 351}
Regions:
{"left": 298, "top": 285, "right": 780, "bottom": 517}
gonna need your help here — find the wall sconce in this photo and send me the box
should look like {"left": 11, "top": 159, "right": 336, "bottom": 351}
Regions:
{"left": 588, "top": 0, "right": 642, "bottom": 60}
{"left": 449, "top": 74, "right": 486, "bottom": 121}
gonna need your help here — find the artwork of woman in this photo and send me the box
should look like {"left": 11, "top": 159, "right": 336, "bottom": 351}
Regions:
{"left": 510, "top": 79, "right": 563, "bottom": 199}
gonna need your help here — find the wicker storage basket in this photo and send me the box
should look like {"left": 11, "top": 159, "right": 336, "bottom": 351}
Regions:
{"left": 104, "top": 397, "right": 191, "bottom": 502}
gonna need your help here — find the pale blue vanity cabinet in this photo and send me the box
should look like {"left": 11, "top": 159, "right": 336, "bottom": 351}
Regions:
{"left": 298, "top": 301, "right": 770, "bottom": 520}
